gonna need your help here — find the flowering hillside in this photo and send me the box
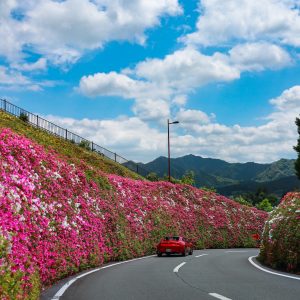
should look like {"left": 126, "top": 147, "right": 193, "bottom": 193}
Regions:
{"left": 259, "top": 192, "right": 300, "bottom": 274}
{"left": 0, "top": 111, "right": 141, "bottom": 180}
{"left": 0, "top": 128, "right": 267, "bottom": 299}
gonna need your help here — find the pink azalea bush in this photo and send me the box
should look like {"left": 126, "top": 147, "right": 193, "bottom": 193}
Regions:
{"left": 0, "top": 128, "right": 268, "bottom": 299}
{"left": 259, "top": 192, "right": 300, "bottom": 274}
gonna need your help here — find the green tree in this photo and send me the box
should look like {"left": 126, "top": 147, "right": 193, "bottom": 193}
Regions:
{"left": 161, "top": 175, "right": 181, "bottom": 184}
{"left": 232, "top": 195, "right": 252, "bottom": 207}
{"left": 79, "top": 140, "right": 91, "bottom": 151}
{"left": 294, "top": 116, "right": 300, "bottom": 179}
{"left": 146, "top": 172, "right": 159, "bottom": 182}
{"left": 19, "top": 112, "right": 29, "bottom": 122}
{"left": 200, "top": 186, "right": 217, "bottom": 192}
{"left": 180, "top": 170, "right": 195, "bottom": 186}
{"left": 256, "top": 198, "right": 273, "bottom": 212}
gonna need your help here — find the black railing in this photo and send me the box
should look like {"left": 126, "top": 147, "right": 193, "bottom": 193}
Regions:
{"left": 0, "top": 98, "right": 150, "bottom": 176}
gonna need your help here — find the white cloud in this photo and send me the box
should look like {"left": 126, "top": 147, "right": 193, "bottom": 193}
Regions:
{"left": 79, "top": 71, "right": 170, "bottom": 99}
{"left": 0, "top": 0, "right": 182, "bottom": 65}
{"left": 184, "top": 0, "right": 300, "bottom": 47}
{"left": 11, "top": 58, "right": 47, "bottom": 72}
{"left": 229, "top": 42, "right": 292, "bottom": 71}
{"left": 0, "top": 65, "right": 57, "bottom": 91}
{"left": 46, "top": 86, "right": 300, "bottom": 163}
{"left": 172, "top": 95, "right": 187, "bottom": 106}
{"left": 0, "top": 66, "right": 30, "bottom": 86}
{"left": 176, "top": 108, "right": 212, "bottom": 125}
{"left": 78, "top": 43, "right": 291, "bottom": 123}
{"left": 78, "top": 48, "right": 242, "bottom": 103}
{"left": 134, "top": 47, "right": 240, "bottom": 90}
{"left": 269, "top": 85, "right": 300, "bottom": 111}
{"left": 133, "top": 99, "right": 170, "bottom": 122}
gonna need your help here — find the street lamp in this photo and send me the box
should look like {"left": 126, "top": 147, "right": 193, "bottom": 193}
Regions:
{"left": 168, "top": 119, "right": 179, "bottom": 182}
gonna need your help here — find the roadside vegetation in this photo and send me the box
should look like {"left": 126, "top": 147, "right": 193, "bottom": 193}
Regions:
{"left": 0, "top": 127, "right": 267, "bottom": 299}
{"left": 259, "top": 192, "right": 300, "bottom": 274}
{"left": 147, "top": 170, "right": 279, "bottom": 212}
{"left": 294, "top": 115, "right": 300, "bottom": 179}
{"left": 259, "top": 116, "right": 300, "bottom": 274}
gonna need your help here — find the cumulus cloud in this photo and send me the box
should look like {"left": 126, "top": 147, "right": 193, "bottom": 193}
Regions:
{"left": 0, "top": 0, "right": 182, "bottom": 65}
{"left": 78, "top": 43, "right": 291, "bottom": 123}
{"left": 176, "top": 108, "right": 213, "bottom": 125}
{"left": 229, "top": 42, "right": 292, "bottom": 71}
{"left": 269, "top": 85, "right": 300, "bottom": 111}
{"left": 184, "top": 0, "right": 300, "bottom": 47}
{"left": 46, "top": 86, "right": 300, "bottom": 163}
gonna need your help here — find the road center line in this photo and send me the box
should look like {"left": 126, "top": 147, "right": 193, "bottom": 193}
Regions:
{"left": 209, "top": 292, "right": 232, "bottom": 300}
{"left": 248, "top": 256, "right": 300, "bottom": 281}
{"left": 195, "top": 253, "right": 208, "bottom": 258}
{"left": 225, "top": 250, "right": 249, "bottom": 253}
{"left": 173, "top": 262, "right": 186, "bottom": 273}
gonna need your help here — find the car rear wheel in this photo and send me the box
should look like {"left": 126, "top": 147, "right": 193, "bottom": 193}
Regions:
{"left": 157, "top": 252, "right": 162, "bottom": 257}
{"left": 189, "top": 249, "right": 193, "bottom": 255}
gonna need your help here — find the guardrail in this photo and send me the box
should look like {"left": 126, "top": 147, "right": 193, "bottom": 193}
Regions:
{"left": 0, "top": 98, "right": 150, "bottom": 176}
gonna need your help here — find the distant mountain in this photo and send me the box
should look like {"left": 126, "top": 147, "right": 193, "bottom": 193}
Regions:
{"left": 137, "top": 154, "right": 299, "bottom": 196}
{"left": 218, "top": 176, "right": 300, "bottom": 197}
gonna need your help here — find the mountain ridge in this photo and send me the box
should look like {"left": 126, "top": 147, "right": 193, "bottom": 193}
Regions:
{"left": 137, "top": 154, "right": 299, "bottom": 196}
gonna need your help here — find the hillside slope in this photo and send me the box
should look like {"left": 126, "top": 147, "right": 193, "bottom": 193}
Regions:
{"left": 0, "top": 111, "right": 141, "bottom": 179}
{"left": 0, "top": 128, "right": 268, "bottom": 299}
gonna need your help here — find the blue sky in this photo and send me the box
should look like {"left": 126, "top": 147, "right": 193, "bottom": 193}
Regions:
{"left": 0, "top": 0, "right": 300, "bottom": 163}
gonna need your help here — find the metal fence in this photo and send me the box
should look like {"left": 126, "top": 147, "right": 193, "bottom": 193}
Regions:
{"left": 0, "top": 98, "right": 150, "bottom": 176}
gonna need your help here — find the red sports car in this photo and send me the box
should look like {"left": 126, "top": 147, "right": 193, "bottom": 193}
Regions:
{"left": 156, "top": 236, "right": 193, "bottom": 256}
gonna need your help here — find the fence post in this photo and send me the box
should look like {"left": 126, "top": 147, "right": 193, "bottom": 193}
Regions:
{"left": 91, "top": 142, "right": 94, "bottom": 151}
{"left": 136, "top": 164, "right": 139, "bottom": 174}
{"left": 114, "top": 153, "right": 117, "bottom": 162}
{"left": 4, "top": 99, "right": 6, "bottom": 112}
{"left": 36, "top": 115, "right": 39, "bottom": 127}
{"left": 65, "top": 129, "right": 68, "bottom": 140}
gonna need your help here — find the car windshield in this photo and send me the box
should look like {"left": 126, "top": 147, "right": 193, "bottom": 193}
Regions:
{"left": 165, "top": 236, "right": 180, "bottom": 241}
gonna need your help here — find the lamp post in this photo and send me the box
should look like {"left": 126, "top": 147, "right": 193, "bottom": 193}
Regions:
{"left": 168, "top": 119, "right": 179, "bottom": 182}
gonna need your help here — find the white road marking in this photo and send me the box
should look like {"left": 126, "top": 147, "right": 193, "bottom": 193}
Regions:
{"left": 51, "top": 255, "right": 156, "bottom": 300}
{"left": 209, "top": 292, "right": 232, "bottom": 300}
{"left": 173, "top": 262, "right": 186, "bottom": 273}
{"left": 248, "top": 256, "right": 300, "bottom": 281}
{"left": 225, "top": 250, "right": 249, "bottom": 253}
{"left": 195, "top": 253, "right": 208, "bottom": 258}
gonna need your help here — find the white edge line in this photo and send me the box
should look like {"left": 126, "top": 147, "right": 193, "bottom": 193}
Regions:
{"left": 173, "top": 262, "right": 186, "bottom": 273}
{"left": 52, "top": 278, "right": 77, "bottom": 299}
{"left": 248, "top": 256, "right": 300, "bottom": 281}
{"left": 51, "top": 255, "right": 156, "bottom": 300}
{"left": 209, "top": 292, "right": 232, "bottom": 300}
{"left": 195, "top": 253, "right": 208, "bottom": 258}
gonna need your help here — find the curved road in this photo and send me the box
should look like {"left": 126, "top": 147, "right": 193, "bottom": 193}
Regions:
{"left": 50, "top": 249, "right": 300, "bottom": 300}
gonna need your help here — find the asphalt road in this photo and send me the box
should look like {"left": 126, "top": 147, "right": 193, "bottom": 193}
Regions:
{"left": 53, "top": 249, "right": 300, "bottom": 300}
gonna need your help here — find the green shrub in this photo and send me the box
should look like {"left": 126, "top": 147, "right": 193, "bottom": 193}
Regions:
{"left": 19, "top": 112, "right": 29, "bottom": 122}
{"left": 79, "top": 140, "right": 91, "bottom": 151}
